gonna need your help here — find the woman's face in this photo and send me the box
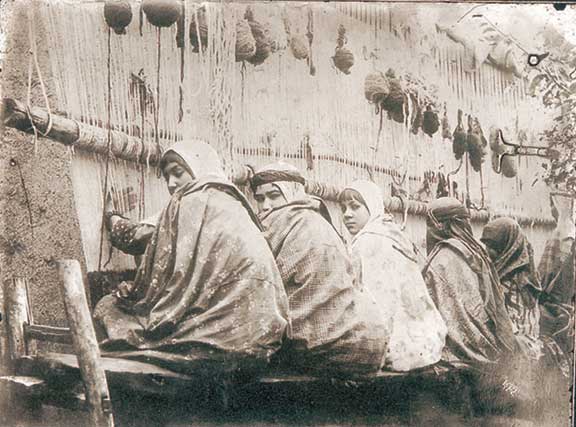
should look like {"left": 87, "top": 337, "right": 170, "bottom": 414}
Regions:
{"left": 162, "top": 160, "right": 194, "bottom": 195}
{"left": 483, "top": 241, "right": 500, "bottom": 261}
{"left": 254, "top": 183, "right": 287, "bottom": 215}
{"left": 340, "top": 199, "right": 370, "bottom": 236}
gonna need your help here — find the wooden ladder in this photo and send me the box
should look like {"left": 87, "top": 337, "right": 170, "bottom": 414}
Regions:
{"left": 1, "top": 260, "right": 115, "bottom": 427}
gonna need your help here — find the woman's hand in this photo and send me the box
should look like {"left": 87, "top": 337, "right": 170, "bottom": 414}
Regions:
{"left": 114, "top": 281, "right": 135, "bottom": 299}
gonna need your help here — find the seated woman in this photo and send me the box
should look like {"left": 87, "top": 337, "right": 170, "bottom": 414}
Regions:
{"left": 481, "top": 217, "right": 570, "bottom": 380}
{"left": 250, "top": 162, "right": 387, "bottom": 376}
{"left": 339, "top": 180, "right": 447, "bottom": 372}
{"left": 422, "top": 197, "right": 521, "bottom": 368}
{"left": 538, "top": 194, "right": 575, "bottom": 355}
{"left": 481, "top": 218, "right": 543, "bottom": 360}
{"left": 94, "top": 140, "right": 289, "bottom": 375}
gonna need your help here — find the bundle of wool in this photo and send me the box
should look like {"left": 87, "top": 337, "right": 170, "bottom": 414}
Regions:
{"left": 189, "top": 6, "right": 208, "bottom": 53}
{"left": 333, "top": 47, "right": 354, "bottom": 74}
{"left": 382, "top": 69, "right": 406, "bottom": 124}
{"left": 290, "top": 34, "right": 309, "bottom": 60}
{"left": 236, "top": 19, "right": 256, "bottom": 62}
{"left": 364, "top": 71, "right": 390, "bottom": 105}
{"left": 142, "top": 0, "right": 181, "bottom": 28}
{"left": 441, "top": 107, "right": 452, "bottom": 140}
{"left": 490, "top": 127, "right": 517, "bottom": 178}
{"left": 452, "top": 109, "right": 467, "bottom": 160}
{"left": 332, "top": 24, "right": 354, "bottom": 74}
{"left": 245, "top": 8, "right": 273, "bottom": 66}
{"left": 104, "top": 0, "right": 133, "bottom": 35}
{"left": 467, "top": 117, "right": 487, "bottom": 172}
{"left": 423, "top": 104, "right": 440, "bottom": 137}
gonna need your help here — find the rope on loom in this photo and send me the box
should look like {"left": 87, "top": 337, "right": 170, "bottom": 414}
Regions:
{"left": 97, "top": 27, "right": 114, "bottom": 271}
{"left": 154, "top": 27, "right": 162, "bottom": 157}
{"left": 26, "top": 7, "right": 53, "bottom": 153}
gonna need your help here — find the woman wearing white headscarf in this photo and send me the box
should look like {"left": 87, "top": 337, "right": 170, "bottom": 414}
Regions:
{"left": 94, "top": 140, "right": 289, "bottom": 375}
{"left": 339, "top": 180, "right": 447, "bottom": 371}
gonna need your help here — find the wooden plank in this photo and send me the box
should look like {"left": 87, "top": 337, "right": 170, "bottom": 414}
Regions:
{"left": 24, "top": 324, "right": 73, "bottom": 345}
{"left": 0, "top": 375, "right": 88, "bottom": 412}
{"left": 58, "top": 260, "right": 115, "bottom": 427}
{"left": 18, "top": 353, "right": 199, "bottom": 398}
{"left": 19, "top": 352, "right": 465, "bottom": 389}
{"left": 0, "top": 375, "right": 46, "bottom": 394}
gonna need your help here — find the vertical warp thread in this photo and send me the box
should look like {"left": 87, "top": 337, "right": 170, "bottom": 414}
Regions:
{"left": 97, "top": 27, "right": 113, "bottom": 271}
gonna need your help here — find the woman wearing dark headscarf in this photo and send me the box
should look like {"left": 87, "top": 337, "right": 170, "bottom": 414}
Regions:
{"left": 250, "top": 162, "right": 388, "bottom": 376}
{"left": 481, "top": 218, "right": 543, "bottom": 360}
{"left": 422, "top": 197, "right": 520, "bottom": 367}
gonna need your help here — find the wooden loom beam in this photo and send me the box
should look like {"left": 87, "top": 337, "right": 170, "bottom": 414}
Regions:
{"left": 2, "top": 98, "right": 161, "bottom": 165}
{"left": 1, "top": 97, "right": 555, "bottom": 226}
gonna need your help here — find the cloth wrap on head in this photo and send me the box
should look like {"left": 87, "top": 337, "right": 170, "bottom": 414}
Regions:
{"left": 343, "top": 180, "right": 447, "bottom": 372}
{"left": 250, "top": 162, "right": 306, "bottom": 198}
{"left": 423, "top": 197, "right": 521, "bottom": 363}
{"left": 94, "top": 139, "right": 288, "bottom": 375}
{"left": 481, "top": 217, "right": 541, "bottom": 293}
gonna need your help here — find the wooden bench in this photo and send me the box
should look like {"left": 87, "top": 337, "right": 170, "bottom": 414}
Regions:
{"left": 1, "top": 260, "right": 473, "bottom": 427}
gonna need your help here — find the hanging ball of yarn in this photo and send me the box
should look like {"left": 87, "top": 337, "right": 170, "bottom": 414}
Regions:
{"left": 423, "top": 105, "right": 440, "bottom": 137}
{"left": 500, "top": 156, "right": 517, "bottom": 178}
{"left": 189, "top": 7, "right": 208, "bottom": 53}
{"left": 332, "top": 47, "right": 354, "bottom": 74}
{"left": 246, "top": 19, "right": 272, "bottom": 66}
{"left": 142, "top": 0, "right": 181, "bottom": 28}
{"left": 452, "top": 110, "right": 467, "bottom": 160}
{"left": 364, "top": 71, "right": 390, "bottom": 104}
{"left": 104, "top": 0, "right": 133, "bottom": 35}
{"left": 382, "top": 69, "right": 406, "bottom": 124}
{"left": 467, "top": 116, "right": 487, "bottom": 172}
{"left": 290, "top": 34, "right": 309, "bottom": 60}
{"left": 236, "top": 19, "right": 256, "bottom": 62}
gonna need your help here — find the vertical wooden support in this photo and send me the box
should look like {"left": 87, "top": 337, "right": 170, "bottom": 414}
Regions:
{"left": 1, "top": 277, "right": 40, "bottom": 424}
{"left": 3, "top": 277, "right": 30, "bottom": 367}
{"left": 57, "top": 260, "right": 114, "bottom": 427}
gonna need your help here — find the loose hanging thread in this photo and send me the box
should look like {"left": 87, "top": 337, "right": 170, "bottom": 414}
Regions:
{"left": 154, "top": 27, "right": 162, "bottom": 159}
{"left": 26, "top": 7, "right": 53, "bottom": 154}
{"left": 97, "top": 27, "right": 114, "bottom": 271}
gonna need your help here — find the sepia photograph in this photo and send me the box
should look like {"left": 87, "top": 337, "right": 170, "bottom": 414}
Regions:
{"left": 0, "top": 0, "right": 574, "bottom": 426}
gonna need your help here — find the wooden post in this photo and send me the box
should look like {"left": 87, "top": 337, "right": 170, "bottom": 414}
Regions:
{"left": 3, "top": 278, "right": 31, "bottom": 366}
{"left": 57, "top": 260, "right": 114, "bottom": 427}
{"left": 1, "top": 277, "right": 39, "bottom": 425}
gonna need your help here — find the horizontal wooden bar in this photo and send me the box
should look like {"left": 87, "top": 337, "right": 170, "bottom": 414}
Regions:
{"left": 1, "top": 97, "right": 556, "bottom": 226}
{"left": 24, "top": 324, "right": 73, "bottom": 345}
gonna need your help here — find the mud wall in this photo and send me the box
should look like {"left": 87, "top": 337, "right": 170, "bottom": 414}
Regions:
{"left": 0, "top": 0, "right": 86, "bottom": 336}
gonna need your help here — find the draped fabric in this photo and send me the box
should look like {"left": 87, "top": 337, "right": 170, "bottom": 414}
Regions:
{"left": 481, "top": 218, "right": 542, "bottom": 360}
{"left": 538, "top": 236, "right": 576, "bottom": 354}
{"left": 94, "top": 141, "right": 289, "bottom": 374}
{"left": 344, "top": 180, "right": 447, "bottom": 372}
{"left": 259, "top": 197, "right": 388, "bottom": 376}
{"left": 422, "top": 197, "right": 521, "bottom": 367}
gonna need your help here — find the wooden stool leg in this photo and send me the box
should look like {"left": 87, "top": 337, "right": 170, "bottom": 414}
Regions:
{"left": 58, "top": 260, "right": 114, "bottom": 427}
